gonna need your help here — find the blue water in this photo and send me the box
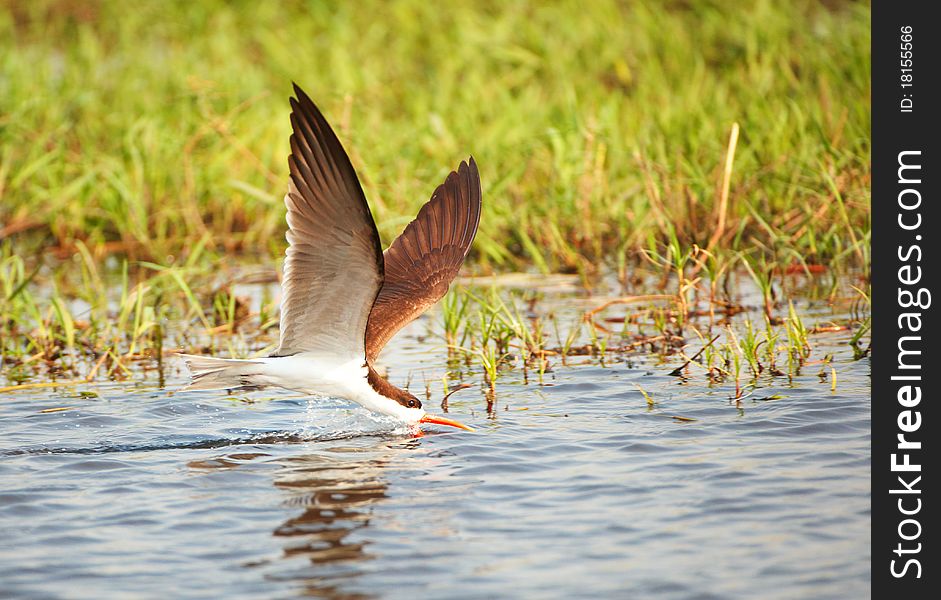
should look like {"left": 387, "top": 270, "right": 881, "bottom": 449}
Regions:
{"left": 0, "top": 291, "right": 870, "bottom": 599}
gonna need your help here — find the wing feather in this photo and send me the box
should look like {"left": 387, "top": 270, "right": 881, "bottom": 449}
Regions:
{"left": 365, "top": 158, "right": 482, "bottom": 362}
{"left": 273, "top": 84, "right": 384, "bottom": 361}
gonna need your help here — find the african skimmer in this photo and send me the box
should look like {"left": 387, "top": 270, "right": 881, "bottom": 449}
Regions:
{"left": 180, "top": 84, "right": 480, "bottom": 431}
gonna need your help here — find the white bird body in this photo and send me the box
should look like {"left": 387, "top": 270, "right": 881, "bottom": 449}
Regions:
{"left": 180, "top": 353, "right": 422, "bottom": 423}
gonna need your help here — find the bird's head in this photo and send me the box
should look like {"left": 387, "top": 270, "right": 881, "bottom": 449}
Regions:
{"left": 400, "top": 390, "right": 474, "bottom": 432}
{"left": 367, "top": 368, "right": 473, "bottom": 431}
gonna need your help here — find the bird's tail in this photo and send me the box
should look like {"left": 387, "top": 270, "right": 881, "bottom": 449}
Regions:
{"left": 178, "top": 353, "right": 266, "bottom": 392}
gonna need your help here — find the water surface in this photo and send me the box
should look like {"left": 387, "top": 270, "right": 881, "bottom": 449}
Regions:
{"left": 0, "top": 283, "right": 870, "bottom": 599}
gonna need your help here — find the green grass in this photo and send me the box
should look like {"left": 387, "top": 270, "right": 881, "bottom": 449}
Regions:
{"left": 0, "top": 0, "right": 871, "bottom": 389}
{"left": 2, "top": 0, "right": 869, "bottom": 268}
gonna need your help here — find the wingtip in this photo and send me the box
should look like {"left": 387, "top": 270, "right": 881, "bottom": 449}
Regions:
{"left": 464, "top": 156, "right": 481, "bottom": 203}
{"left": 456, "top": 156, "right": 480, "bottom": 185}
{"left": 463, "top": 157, "right": 481, "bottom": 196}
{"left": 290, "top": 83, "right": 318, "bottom": 118}
{"left": 461, "top": 155, "right": 478, "bottom": 174}
{"left": 469, "top": 156, "right": 480, "bottom": 190}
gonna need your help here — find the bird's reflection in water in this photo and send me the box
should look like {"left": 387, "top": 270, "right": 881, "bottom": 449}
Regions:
{"left": 191, "top": 437, "right": 419, "bottom": 599}
{"left": 274, "top": 453, "right": 387, "bottom": 563}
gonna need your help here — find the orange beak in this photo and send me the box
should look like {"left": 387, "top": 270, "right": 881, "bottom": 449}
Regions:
{"left": 419, "top": 414, "right": 474, "bottom": 431}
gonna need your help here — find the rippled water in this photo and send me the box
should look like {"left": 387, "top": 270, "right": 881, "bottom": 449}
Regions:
{"left": 1, "top": 287, "right": 870, "bottom": 599}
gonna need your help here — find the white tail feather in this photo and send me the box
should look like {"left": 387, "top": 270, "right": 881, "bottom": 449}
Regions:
{"left": 178, "top": 353, "right": 265, "bottom": 391}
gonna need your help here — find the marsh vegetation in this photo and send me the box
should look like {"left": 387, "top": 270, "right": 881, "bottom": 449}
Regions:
{"left": 2, "top": 0, "right": 870, "bottom": 399}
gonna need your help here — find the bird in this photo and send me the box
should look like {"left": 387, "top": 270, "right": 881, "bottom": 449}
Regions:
{"left": 179, "top": 83, "right": 480, "bottom": 432}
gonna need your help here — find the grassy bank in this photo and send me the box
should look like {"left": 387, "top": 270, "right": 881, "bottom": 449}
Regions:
{"left": 1, "top": 0, "right": 870, "bottom": 387}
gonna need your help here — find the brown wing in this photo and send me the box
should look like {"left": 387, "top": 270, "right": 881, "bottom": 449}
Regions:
{"left": 273, "top": 83, "right": 384, "bottom": 362}
{"left": 365, "top": 158, "right": 481, "bottom": 362}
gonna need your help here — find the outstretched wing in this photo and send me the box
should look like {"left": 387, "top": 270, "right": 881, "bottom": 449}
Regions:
{"left": 273, "top": 83, "right": 384, "bottom": 362}
{"left": 365, "top": 158, "right": 481, "bottom": 362}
